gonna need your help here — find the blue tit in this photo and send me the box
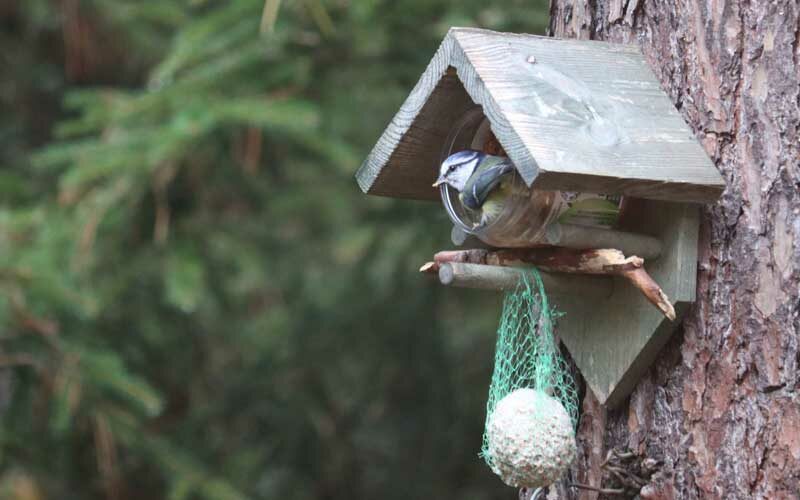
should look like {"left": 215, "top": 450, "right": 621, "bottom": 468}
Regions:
{"left": 433, "top": 150, "right": 516, "bottom": 228}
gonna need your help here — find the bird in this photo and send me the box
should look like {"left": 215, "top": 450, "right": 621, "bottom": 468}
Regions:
{"left": 432, "top": 150, "right": 517, "bottom": 228}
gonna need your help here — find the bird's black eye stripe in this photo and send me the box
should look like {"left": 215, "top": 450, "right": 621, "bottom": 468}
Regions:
{"left": 443, "top": 152, "right": 480, "bottom": 175}
{"left": 451, "top": 157, "right": 476, "bottom": 170}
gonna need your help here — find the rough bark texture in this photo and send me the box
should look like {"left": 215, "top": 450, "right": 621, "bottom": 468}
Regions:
{"left": 542, "top": 1, "right": 800, "bottom": 499}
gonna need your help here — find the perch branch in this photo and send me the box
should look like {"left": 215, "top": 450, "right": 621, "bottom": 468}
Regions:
{"left": 435, "top": 262, "right": 613, "bottom": 299}
{"left": 430, "top": 247, "right": 642, "bottom": 273}
{"left": 545, "top": 223, "right": 662, "bottom": 260}
{"left": 420, "top": 247, "right": 676, "bottom": 320}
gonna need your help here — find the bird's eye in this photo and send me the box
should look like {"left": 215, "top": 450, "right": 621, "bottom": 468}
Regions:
{"left": 448, "top": 165, "right": 456, "bottom": 172}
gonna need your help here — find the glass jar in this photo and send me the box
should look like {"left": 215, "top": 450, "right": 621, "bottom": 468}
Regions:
{"left": 439, "top": 107, "right": 621, "bottom": 248}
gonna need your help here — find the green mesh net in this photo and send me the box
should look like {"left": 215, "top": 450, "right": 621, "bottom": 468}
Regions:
{"left": 480, "top": 268, "right": 579, "bottom": 472}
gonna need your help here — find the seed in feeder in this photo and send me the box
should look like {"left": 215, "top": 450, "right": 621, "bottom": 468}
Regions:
{"left": 487, "top": 388, "right": 576, "bottom": 488}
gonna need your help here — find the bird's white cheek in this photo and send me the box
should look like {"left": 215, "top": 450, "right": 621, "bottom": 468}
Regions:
{"left": 453, "top": 171, "right": 472, "bottom": 191}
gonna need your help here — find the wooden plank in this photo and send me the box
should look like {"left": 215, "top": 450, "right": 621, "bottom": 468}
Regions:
{"left": 553, "top": 200, "right": 699, "bottom": 406}
{"left": 449, "top": 28, "right": 725, "bottom": 202}
{"left": 356, "top": 27, "right": 726, "bottom": 203}
{"left": 366, "top": 71, "right": 474, "bottom": 200}
{"left": 356, "top": 39, "right": 468, "bottom": 201}
{"left": 532, "top": 172, "right": 723, "bottom": 204}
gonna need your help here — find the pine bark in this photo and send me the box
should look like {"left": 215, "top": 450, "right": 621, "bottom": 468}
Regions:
{"left": 541, "top": 1, "right": 800, "bottom": 498}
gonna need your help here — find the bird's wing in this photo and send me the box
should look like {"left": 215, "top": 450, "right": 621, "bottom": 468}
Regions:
{"left": 460, "top": 159, "right": 515, "bottom": 210}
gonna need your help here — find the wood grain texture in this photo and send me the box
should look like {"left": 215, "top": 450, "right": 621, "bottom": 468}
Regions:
{"left": 546, "top": 1, "right": 800, "bottom": 498}
{"left": 356, "top": 27, "right": 726, "bottom": 203}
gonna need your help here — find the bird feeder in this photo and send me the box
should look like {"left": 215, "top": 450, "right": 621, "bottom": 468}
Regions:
{"left": 355, "top": 28, "right": 725, "bottom": 407}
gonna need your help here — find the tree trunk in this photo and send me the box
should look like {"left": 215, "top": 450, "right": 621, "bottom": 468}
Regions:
{"left": 541, "top": 1, "right": 800, "bottom": 498}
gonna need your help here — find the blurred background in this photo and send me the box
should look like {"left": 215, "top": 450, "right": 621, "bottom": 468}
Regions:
{"left": 0, "top": 1, "right": 549, "bottom": 498}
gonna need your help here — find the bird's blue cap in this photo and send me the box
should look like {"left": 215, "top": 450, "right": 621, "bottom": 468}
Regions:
{"left": 433, "top": 150, "right": 486, "bottom": 187}
{"left": 443, "top": 149, "right": 484, "bottom": 166}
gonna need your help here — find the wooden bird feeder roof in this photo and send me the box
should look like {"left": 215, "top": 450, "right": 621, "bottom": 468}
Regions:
{"left": 356, "top": 27, "right": 725, "bottom": 204}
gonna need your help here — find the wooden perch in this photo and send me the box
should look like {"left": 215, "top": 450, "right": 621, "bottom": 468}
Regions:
{"left": 545, "top": 224, "right": 663, "bottom": 260}
{"left": 436, "top": 262, "right": 613, "bottom": 299}
{"left": 421, "top": 247, "right": 676, "bottom": 320}
{"left": 427, "top": 247, "right": 641, "bottom": 273}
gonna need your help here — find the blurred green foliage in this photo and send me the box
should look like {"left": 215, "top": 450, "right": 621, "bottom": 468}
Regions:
{"left": 0, "top": 1, "right": 549, "bottom": 498}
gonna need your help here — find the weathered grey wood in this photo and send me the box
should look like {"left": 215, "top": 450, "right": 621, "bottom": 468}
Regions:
{"left": 356, "top": 27, "right": 726, "bottom": 203}
{"left": 554, "top": 200, "right": 699, "bottom": 407}
{"left": 437, "top": 262, "right": 613, "bottom": 299}
{"left": 357, "top": 68, "right": 473, "bottom": 201}
{"left": 544, "top": 223, "right": 662, "bottom": 259}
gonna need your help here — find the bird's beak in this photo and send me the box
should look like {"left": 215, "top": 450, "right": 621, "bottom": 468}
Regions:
{"left": 432, "top": 178, "right": 444, "bottom": 187}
